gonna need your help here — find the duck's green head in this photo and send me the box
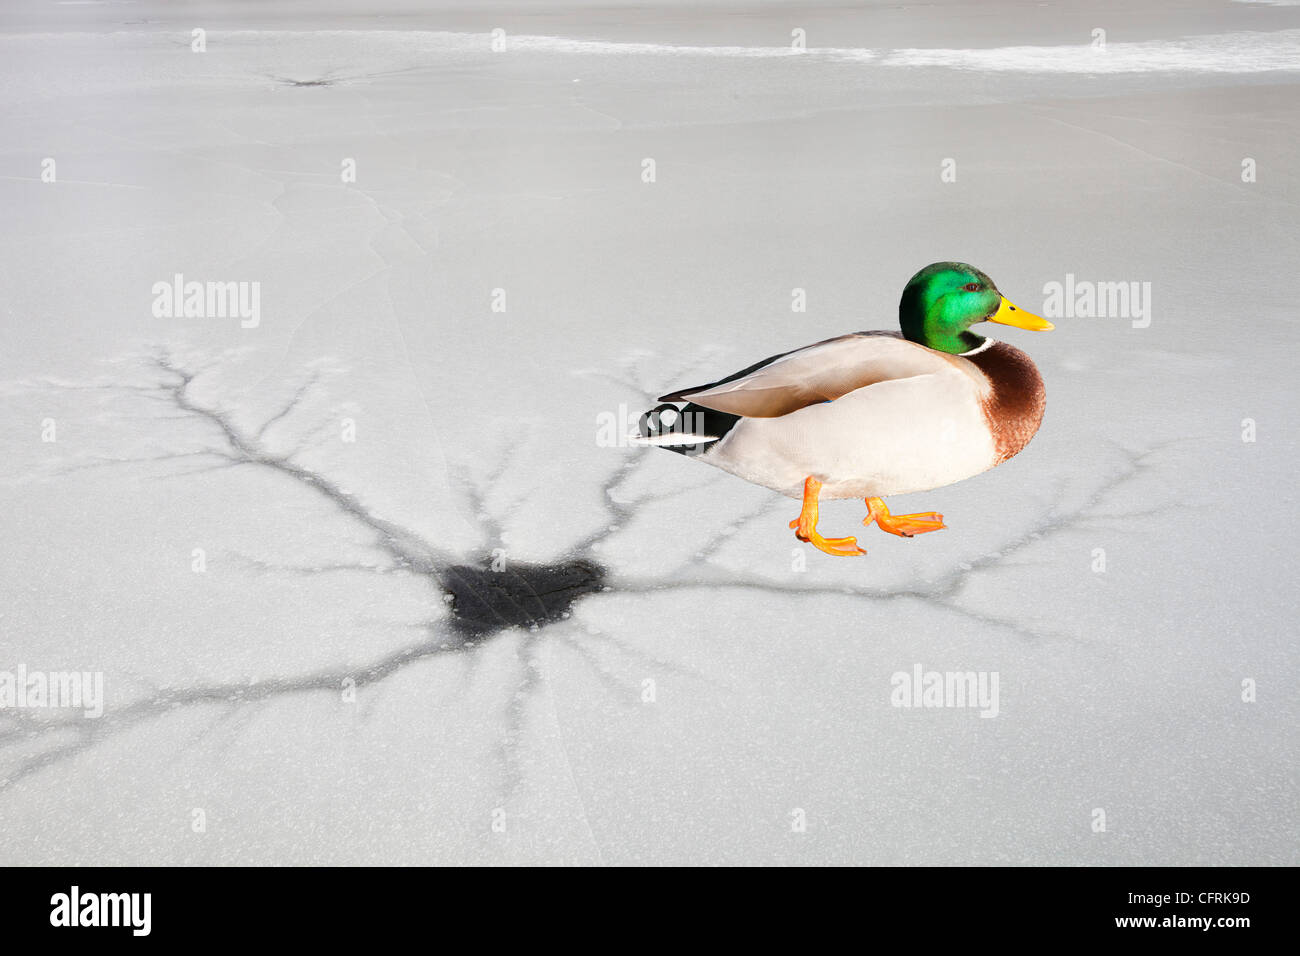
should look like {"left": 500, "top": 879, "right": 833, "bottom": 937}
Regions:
{"left": 898, "top": 261, "right": 1054, "bottom": 354}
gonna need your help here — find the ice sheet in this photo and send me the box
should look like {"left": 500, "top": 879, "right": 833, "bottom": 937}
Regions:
{"left": 0, "top": 0, "right": 1296, "bottom": 864}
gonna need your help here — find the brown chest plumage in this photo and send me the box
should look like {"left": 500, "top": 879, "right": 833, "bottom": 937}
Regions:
{"left": 966, "top": 342, "right": 1046, "bottom": 463}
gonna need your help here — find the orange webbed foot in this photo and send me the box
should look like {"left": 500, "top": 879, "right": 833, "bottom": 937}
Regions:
{"left": 790, "top": 477, "right": 865, "bottom": 557}
{"left": 864, "top": 496, "right": 947, "bottom": 538}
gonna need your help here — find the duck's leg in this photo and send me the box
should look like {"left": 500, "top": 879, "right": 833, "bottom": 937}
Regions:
{"left": 864, "top": 496, "right": 946, "bottom": 538}
{"left": 788, "top": 477, "right": 865, "bottom": 557}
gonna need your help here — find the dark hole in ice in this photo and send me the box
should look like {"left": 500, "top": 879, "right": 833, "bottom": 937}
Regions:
{"left": 443, "top": 558, "right": 607, "bottom": 637}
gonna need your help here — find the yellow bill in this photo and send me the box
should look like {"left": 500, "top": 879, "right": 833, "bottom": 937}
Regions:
{"left": 986, "top": 297, "right": 1054, "bottom": 331}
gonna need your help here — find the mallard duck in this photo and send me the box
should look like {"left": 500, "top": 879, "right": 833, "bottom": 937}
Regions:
{"left": 636, "top": 262, "right": 1054, "bottom": 556}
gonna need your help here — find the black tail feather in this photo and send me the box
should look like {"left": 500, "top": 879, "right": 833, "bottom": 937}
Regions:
{"left": 638, "top": 402, "right": 739, "bottom": 457}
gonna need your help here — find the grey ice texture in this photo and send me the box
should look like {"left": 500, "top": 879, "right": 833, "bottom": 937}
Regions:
{"left": 0, "top": 0, "right": 1296, "bottom": 865}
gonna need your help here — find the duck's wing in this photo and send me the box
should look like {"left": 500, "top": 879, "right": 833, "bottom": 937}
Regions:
{"left": 658, "top": 332, "right": 957, "bottom": 418}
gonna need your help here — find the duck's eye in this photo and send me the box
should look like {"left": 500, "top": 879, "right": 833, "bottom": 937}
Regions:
{"left": 963, "top": 283, "right": 982, "bottom": 292}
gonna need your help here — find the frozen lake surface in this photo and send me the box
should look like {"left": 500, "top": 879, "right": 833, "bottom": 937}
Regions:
{"left": 0, "top": 0, "right": 1296, "bottom": 864}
